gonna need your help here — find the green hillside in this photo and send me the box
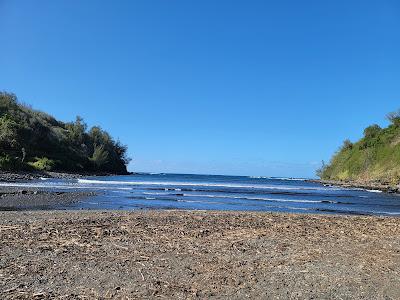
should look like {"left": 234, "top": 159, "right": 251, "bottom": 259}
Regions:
{"left": 319, "top": 110, "right": 400, "bottom": 185}
{"left": 0, "top": 92, "right": 130, "bottom": 173}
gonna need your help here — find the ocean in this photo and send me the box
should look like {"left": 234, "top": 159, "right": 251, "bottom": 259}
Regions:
{"left": 2, "top": 173, "right": 400, "bottom": 216}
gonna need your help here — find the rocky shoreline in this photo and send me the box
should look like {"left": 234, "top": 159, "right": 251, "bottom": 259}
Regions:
{"left": 0, "top": 170, "right": 130, "bottom": 183}
{"left": 309, "top": 179, "right": 400, "bottom": 194}
{"left": 0, "top": 171, "right": 103, "bottom": 210}
{"left": 0, "top": 171, "right": 79, "bottom": 182}
{"left": 0, "top": 186, "right": 96, "bottom": 210}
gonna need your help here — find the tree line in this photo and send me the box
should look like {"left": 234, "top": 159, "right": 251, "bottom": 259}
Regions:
{"left": 0, "top": 92, "right": 130, "bottom": 173}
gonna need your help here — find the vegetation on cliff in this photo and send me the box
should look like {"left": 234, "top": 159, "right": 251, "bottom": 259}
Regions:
{"left": 318, "top": 110, "right": 400, "bottom": 184}
{"left": 0, "top": 92, "right": 130, "bottom": 173}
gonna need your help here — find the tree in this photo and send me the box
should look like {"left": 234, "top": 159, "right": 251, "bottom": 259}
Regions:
{"left": 90, "top": 145, "right": 109, "bottom": 169}
{"left": 364, "top": 124, "right": 381, "bottom": 138}
{"left": 66, "top": 116, "right": 87, "bottom": 145}
{"left": 0, "top": 114, "right": 20, "bottom": 149}
{"left": 0, "top": 92, "right": 18, "bottom": 116}
{"left": 114, "top": 141, "right": 131, "bottom": 165}
{"left": 0, "top": 91, "right": 130, "bottom": 173}
{"left": 341, "top": 139, "right": 353, "bottom": 150}
{"left": 88, "top": 126, "right": 111, "bottom": 147}
{"left": 387, "top": 110, "right": 400, "bottom": 127}
{"left": 316, "top": 160, "right": 326, "bottom": 178}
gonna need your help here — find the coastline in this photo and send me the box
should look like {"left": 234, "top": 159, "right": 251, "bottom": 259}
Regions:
{"left": 0, "top": 170, "right": 132, "bottom": 183}
{"left": 1, "top": 210, "right": 399, "bottom": 298}
{"left": 1, "top": 171, "right": 399, "bottom": 212}
{"left": 0, "top": 186, "right": 95, "bottom": 210}
{"left": 0, "top": 171, "right": 106, "bottom": 210}
{"left": 309, "top": 179, "right": 400, "bottom": 194}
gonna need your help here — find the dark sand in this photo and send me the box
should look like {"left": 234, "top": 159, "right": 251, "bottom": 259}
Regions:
{"left": 0, "top": 187, "right": 95, "bottom": 210}
{"left": 0, "top": 210, "right": 399, "bottom": 299}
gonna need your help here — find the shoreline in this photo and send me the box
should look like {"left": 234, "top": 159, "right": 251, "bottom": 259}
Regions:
{"left": 0, "top": 186, "right": 96, "bottom": 211}
{"left": 2, "top": 171, "right": 398, "bottom": 194}
{"left": 0, "top": 172, "right": 399, "bottom": 212}
{"left": 0, "top": 210, "right": 399, "bottom": 298}
{"left": 0, "top": 171, "right": 105, "bottom": 210}
{"left": 0, "top": 170, "right": 132, "bottom": 183}
{"left": 309, "top": 179, "right": 400, "bottom": 194}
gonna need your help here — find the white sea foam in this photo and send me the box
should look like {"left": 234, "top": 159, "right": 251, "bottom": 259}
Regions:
{"left": 77, "top": 178, "right": 335, "bottom": 191}
{"left": 141, "top": 191, "right": 333, "bottom": 204}
{"left": 176, "top": 198, "right": 313, "bottom": 212}
{"left": 377, "top": 211, "right": 400, "bottom": 215}
{"left": 177, "top": 199, "right": 221, "bottom": 205}
{"left": 248, "top": 176, "right": 308, "bottom": 181}
{"left": 352, "top": 187, "right": 384, "bottom": 193}
{"left": 143, "top": 192, "right": 172, "bottom": 195}
{"left": 186, "top": 194, "right": 336, "bottom": 204}
{"left": 366, "top": 189, "right": 383, "bottom": 193}
{"left": 40, "top": 177, "right": 51, "bottom": 181}
{"left": 0, "top": 182, "right": 132, "bottom": 190}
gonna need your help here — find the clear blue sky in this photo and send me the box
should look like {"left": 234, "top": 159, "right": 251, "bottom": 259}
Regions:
{"left": 1, "top": 1, "right": 399, "bottom": 178}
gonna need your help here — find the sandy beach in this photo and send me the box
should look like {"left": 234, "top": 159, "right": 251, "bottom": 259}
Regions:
{"left": 0, "top": 210, "right": 399, "bottom": 299}
{"left": 0, "top": 187, "right": 95, "bottom": 210}
{"left": 3, "top": 1, "right": 400, "bottom": 299}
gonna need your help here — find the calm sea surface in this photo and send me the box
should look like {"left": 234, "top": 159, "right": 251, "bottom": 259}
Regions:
{"left": 2, "top": 173, "right": 400, "bottom": 216}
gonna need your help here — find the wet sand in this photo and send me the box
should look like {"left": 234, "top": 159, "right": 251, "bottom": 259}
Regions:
{"left": 0, "top": 187, "right": 95, "bottom": 210}
{"left": 0, "top": 210, "right": 399, "bottom": 299}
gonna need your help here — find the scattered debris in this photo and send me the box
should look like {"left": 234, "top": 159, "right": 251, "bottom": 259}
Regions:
{"left": 0, "top": 210, "right": 399, "bottom": 299}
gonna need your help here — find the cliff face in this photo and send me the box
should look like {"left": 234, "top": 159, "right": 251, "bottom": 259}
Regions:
{"left": 319, "top": 112, "right": 400, "bottom": 185}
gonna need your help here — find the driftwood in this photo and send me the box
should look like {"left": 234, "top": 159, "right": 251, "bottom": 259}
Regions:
{"left": 0, "top": 210, "right": 399, "bottom": 299}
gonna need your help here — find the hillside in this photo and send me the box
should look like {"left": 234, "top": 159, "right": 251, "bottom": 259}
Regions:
{"left": 0, "top": 92, "right": 130, "bottom": 174}
{"left": 319, "top": 110, "right": 400, "bottom": 185}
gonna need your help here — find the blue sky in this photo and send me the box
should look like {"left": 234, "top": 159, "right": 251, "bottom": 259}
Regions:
{"left": 1, "top": 0, "right": 399, "bottom": 177}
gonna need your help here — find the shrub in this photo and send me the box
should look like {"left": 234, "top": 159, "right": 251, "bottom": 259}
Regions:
{"left": 28, "top": 157, "right": 56, "bottom": 171}
{"left": 341, "top": 139, "right": 353, "bottom": 150}
{"left": 363, "top": 124, "right": 381, "bottom": 138}
{"left": 0, "top": 154, "right": 22, "bottom": 171}
{"left": 0, "top": 92, "right": 18, "bottom": 115}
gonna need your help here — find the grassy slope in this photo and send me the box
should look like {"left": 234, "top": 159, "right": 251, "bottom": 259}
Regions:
{"left": 321, "top": 123, "right": 400, "bottom": 184}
